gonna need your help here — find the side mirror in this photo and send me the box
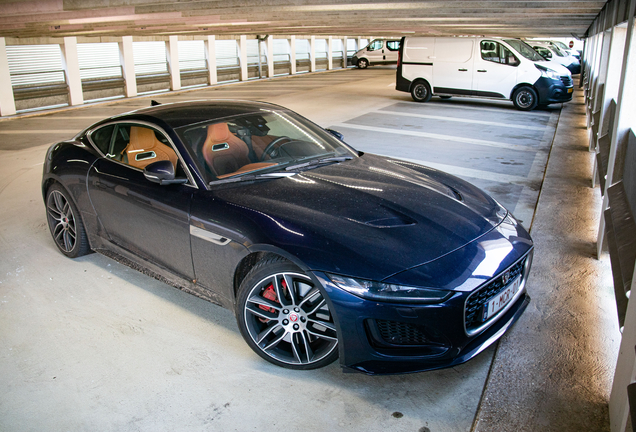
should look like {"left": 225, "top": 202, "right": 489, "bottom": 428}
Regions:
{"left": 144, "top": 160, "right": 187, "bottom": 185}
{"left": 326, "top": 128, "right": 344, "bottom": 141}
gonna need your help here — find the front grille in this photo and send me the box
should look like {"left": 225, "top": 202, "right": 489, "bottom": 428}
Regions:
{"left": 464, "top": 257, "right": 526, "bottom": 331}
{"left": 376, "top": 319, "right": 429, "bottom": 345}
{"left": 561, "top": 75, "right": 573, "bottom": 87}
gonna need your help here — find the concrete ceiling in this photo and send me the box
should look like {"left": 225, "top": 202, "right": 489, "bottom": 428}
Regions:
{"left": 0, "top": 0, "right": 606, "bottom": 40}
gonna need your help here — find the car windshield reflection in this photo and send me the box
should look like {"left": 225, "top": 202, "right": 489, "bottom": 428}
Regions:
{"left": 176, "top": 109, "right": 357, "bottom": 184}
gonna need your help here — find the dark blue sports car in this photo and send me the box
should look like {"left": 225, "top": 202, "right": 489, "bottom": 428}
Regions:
{"left": 42, "top": 100, "right": 533, "bottom": 374}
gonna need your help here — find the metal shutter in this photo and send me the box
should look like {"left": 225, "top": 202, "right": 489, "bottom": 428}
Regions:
{"left": 133, "top": 41, "right": 167, "bottom": 75}
{"left": 6, "top": 44, "right": 65, "bottom": 86}
{"left": 77, "top": 42, "right": 122, "bottom": 80}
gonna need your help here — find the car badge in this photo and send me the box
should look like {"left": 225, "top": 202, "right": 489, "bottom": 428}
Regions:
{"left": 289, "top": 313, "right": 299, "bottom": 322}
{"left": 502, "top": 270, "right": 511, "bottom": 285}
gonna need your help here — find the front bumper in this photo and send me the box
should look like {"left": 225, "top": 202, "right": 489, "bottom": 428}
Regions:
{"left": 535, "top": 76, "right": 573, "bottom": 105}
{"left": 314, "top": 218, "right": 534, "bottom": 375}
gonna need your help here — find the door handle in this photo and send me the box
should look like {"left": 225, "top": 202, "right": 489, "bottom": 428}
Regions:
{"left": 477, "top": 70, "right": 487, "bottom": 73}
{"left": 458, "top": 68, "right": 468, "bottom": 71}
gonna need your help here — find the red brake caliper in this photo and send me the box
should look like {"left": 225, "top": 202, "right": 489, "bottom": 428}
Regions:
{"left": 258, "top": 278, "right": 287, "bottom": 323}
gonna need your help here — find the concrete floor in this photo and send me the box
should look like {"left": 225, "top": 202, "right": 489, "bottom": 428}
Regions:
{"left": 0, "top": 68, "right": 619, "bottom": 431}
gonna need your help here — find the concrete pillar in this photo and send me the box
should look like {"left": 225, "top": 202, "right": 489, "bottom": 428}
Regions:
{"left": 357, "top": 37, "right": 363, "bottom": 52}
{"left": 342, "top": 37, "right": 348, "bottom": 68}
{"left": 166, "top": 35, "right": 180, "bottom": 91}
{"left": 205, "top": 35, "right": 217, "bottom": 85}
{"left": 599, "top": 26, "right": 628, "bottom": 135}
{"left": 290, "top": 36, "right": 296, "bottom": 75}
{"left": 266, "top": 36, "right": 274, "bottom": 78}
{"left": 310, "top": 36, "right": 316, "bottom": 72}
{"left": 239, "top": 35, "right": 248, "bottom": 81}
{"left": 0, "top": 37, "right": 16, "bottom": 116}
{"left": 119, "top": 36, "right": 137, "bottom": 97}
{"left": 327, "top": 36, "right": 333, "bottom": 70}
{"left": 61, "top": 37, "right": 83, "bottom": 106}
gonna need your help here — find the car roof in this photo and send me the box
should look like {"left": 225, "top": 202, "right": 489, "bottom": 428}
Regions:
{"left": 106, "top": 99, "right": 287, "bottom": 130}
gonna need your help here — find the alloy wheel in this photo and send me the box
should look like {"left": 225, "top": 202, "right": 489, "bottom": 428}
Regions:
{"left": 46, "top": 190, "right": 77, "bottom": 253}
{"left": 243, "top": 271, "right": 338, "bottom": 366}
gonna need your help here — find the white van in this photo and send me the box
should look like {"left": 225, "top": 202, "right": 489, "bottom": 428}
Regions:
{"left": 352, "top": 39, "right": 401, "bottom": 68}
{"left": 396, "top": 36, "right": 573, "bottom": 110}
{"left": 530, "top": 41, "right": 581, "bottom": 74}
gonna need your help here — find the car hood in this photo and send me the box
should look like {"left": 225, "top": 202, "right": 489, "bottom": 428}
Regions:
{"left": 210, "top": 154, "right": 506, "bottom": 281}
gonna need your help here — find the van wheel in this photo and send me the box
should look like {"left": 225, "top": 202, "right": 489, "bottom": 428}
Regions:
{"left": 411, "top": 81, "right": 432, "bottom": 103}
{"left": 357, "top": 58, "right": 369, "bottom": 69}
{"left": 512, "top": 86, "right": 538, "bottom": 111}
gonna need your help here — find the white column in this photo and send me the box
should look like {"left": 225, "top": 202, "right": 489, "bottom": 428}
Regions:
{"left": 239, "top": 35, "right": 248, "bottom": 81}
{"left": 266, "top": 35, "right": 274, "bottom": 78}
{"left": 357, "top": 37, "right": 363, "bottom": 52}
{"left": 119, "top": 36, "right": 137, "bottom": 97}
{"left": 0, "top": 37, "right": 16, "bottom": 116}
{"left": 342, "top": 37, "right": 348, "bottom": 68}
{"left": 327, "top": 36, "right": 333, "bottom": 70}
{"left": 205, "top": 35, "right": 217, "bottom": 85}
{"left": 310, "top": 35, "right": 316, "bottom": 72}
{"left": 166, "top": 35, "right": 180, "bottom": 91}
{"left": 61, "top": 37, "right": 83, "bottom": 106}
{"left": 290, "top": 36, "right": 296, "bottom": 75}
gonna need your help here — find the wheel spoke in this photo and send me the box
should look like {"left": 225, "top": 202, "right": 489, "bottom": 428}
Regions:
{"left": 248, "top": 295, "right": 282, "bottom": 312}
{"left": 47, "top": 204, "right": 62, "bottom": 220}
{"left": 272, "top": 275, "right": 291, "bottom": 307}
{"left": 53, "top": 192, "right": 65, "bottom": 213}
{"left": 308, "top": 318, "right": 336, "bottom": 332}
{"left": 53, "top": 224, "right": 65, "bottom": 241}
{"left": 305, "top": 326, "right": 338, "bottom": 342}
{"left": 283, "top": 273, "right": 297, "bottom": 305}
{"left": 298, "top": 287, "right": 321, "bottom": 309}
{"left": 257, "top": 323, "right": 282, "bottom": 344}
{"left": 306, "top": 298, "right": 327, "bottom": 316}
{"left": 290, "top": 334, "right": 302, "bottom": 363}
{"left": 299, "top": 330, "right": 314, "bottom": 363}
{"left": 245, "top": 303, "right": 277, "bottom": 321}
{"left": 263, "top": 330, "right": 287, "bottom": 351}
{"left": 63, "top": 230, "right": 74, "bottom": 251}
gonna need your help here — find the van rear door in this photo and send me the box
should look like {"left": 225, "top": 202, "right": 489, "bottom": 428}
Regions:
{"left": 432, "top": 38, "right": 475, "bottom": 96}
{"left": 473, "top": 40, "right": 520, "bottom": 99}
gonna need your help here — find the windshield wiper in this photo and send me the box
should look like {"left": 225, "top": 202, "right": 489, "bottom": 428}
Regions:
{"left": 285, "top": 155, "right": 353, "bottom": 172}
{"left": 209, "top": 171, "right": 295, "bottom": 185}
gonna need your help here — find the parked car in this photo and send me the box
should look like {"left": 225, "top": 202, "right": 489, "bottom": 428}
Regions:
{"left": 530, "top": 40, "right": 581, "bottom": 74}
{"left": 43, "top": 100, "right": 533, "bottom": 374}
{"left": 396, "top": 36, "right": 573, "bottom": 110}
{"left": 352, "top": 39, "right": 401, "bottom": 68}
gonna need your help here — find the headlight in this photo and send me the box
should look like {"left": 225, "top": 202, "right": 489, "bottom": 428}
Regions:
{"left": 326, "top": 274, "right": 452, "bottom": 304}
{"left": 535, "top": 64, "right": 561, "bottom": 80}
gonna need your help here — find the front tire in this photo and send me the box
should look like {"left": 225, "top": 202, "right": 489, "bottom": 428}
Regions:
{"left": 411, "top": 81, "right": 432, "bottom": 103}
{"left": 512, "top": 86, "right": 538, "bottom": 111}
{"left": 236, "top": 257, "right": 339, "bottom": 370}
{"left": 45, "top": 183, "right": 90, "bottom": 258}
{"left": 357, "top": 58, "right": 369, "bottom": 69}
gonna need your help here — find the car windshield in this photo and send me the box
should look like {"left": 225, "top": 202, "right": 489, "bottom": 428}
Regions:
{"left": 504, "top": 39, "right": 545, "bottom": 62}
{"left": 175, "top": 109, "right": 357, "bottom": 184}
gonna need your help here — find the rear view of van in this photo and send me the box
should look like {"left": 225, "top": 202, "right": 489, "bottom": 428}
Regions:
{"left": 396, "top": 36, "right": 573, "bottom": 110}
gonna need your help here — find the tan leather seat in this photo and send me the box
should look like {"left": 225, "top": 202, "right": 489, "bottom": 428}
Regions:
{"left": 126, "top": 126, "right": 178, "bottom": 170}
{"left": 202, "top": 123, "right": 252, "bottom": 176}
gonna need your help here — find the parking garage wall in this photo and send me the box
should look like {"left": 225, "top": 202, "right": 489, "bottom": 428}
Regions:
{"left": 0, "top": 34, "right": 364, "bottom": 115}
{"left": 583, "top": 0, "right": 636, "bottom": 431}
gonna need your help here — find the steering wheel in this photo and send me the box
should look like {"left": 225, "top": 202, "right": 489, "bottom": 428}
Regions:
{"left": 261, "top": 136, "right": 290, "bottom": 161}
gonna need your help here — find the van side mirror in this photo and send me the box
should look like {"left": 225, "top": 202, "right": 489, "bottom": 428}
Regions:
{"left": 144, "top": 160, "right": 187, "bottom": 185}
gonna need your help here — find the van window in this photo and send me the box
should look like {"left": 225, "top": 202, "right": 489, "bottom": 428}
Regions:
{"left": 386, "top": 40, "right": 400, "bottom": 51}
{"left": 368, "top": 40, "right": 383, "bottom": 51}
{"left": 481, "top": 41, "right": 520, "bottom": 66}
{"left": 504, "top": 39, "right": 545, "bottom": 62}
{"left": 533, "top": 46, "right": 552, "bottom": 59}
{"left": 435, "top": 39, "right": 473, "bottom": 62}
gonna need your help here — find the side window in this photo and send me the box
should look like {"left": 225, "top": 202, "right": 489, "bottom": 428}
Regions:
{"left": 90, "top": 125, "right": 115, "bottom": 155}
{"left": 105, "top": 124, "right": 185, "bottom": 177}
{"left": 481, "top": 41, "right": 519, "bottom": 66}
{"left": 368, "top": 40, "right": 383, "bottom": 51}
{"left": 533, "top": 46, "right": 552, "bottom": 59}
{"left": 386, "top": 41, "right": 400, "bottom": 51}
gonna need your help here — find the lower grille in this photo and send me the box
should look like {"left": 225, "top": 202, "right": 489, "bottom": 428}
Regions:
{"left": 561, "top": 76, "right": 573, "bottom": 87}
{"left": 376, "top": 319, "right": 429, "bottom": 345}
{"left": 464, "top": 257, "right": 526, "bottom": 331}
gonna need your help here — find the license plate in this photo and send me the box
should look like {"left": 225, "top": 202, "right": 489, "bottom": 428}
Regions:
{"left": 568, "top": 88, "right": 573, "bottom": 93}
{"left": 482, "top": 277, "right": 521, "bottom": 321}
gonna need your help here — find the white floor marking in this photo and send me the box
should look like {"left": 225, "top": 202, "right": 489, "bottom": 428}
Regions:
{"left": 332, "top": 122, "right": 536, "bottom": 152}
{"left": 378, "top": 110, "right": 546, "bottom": 131}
